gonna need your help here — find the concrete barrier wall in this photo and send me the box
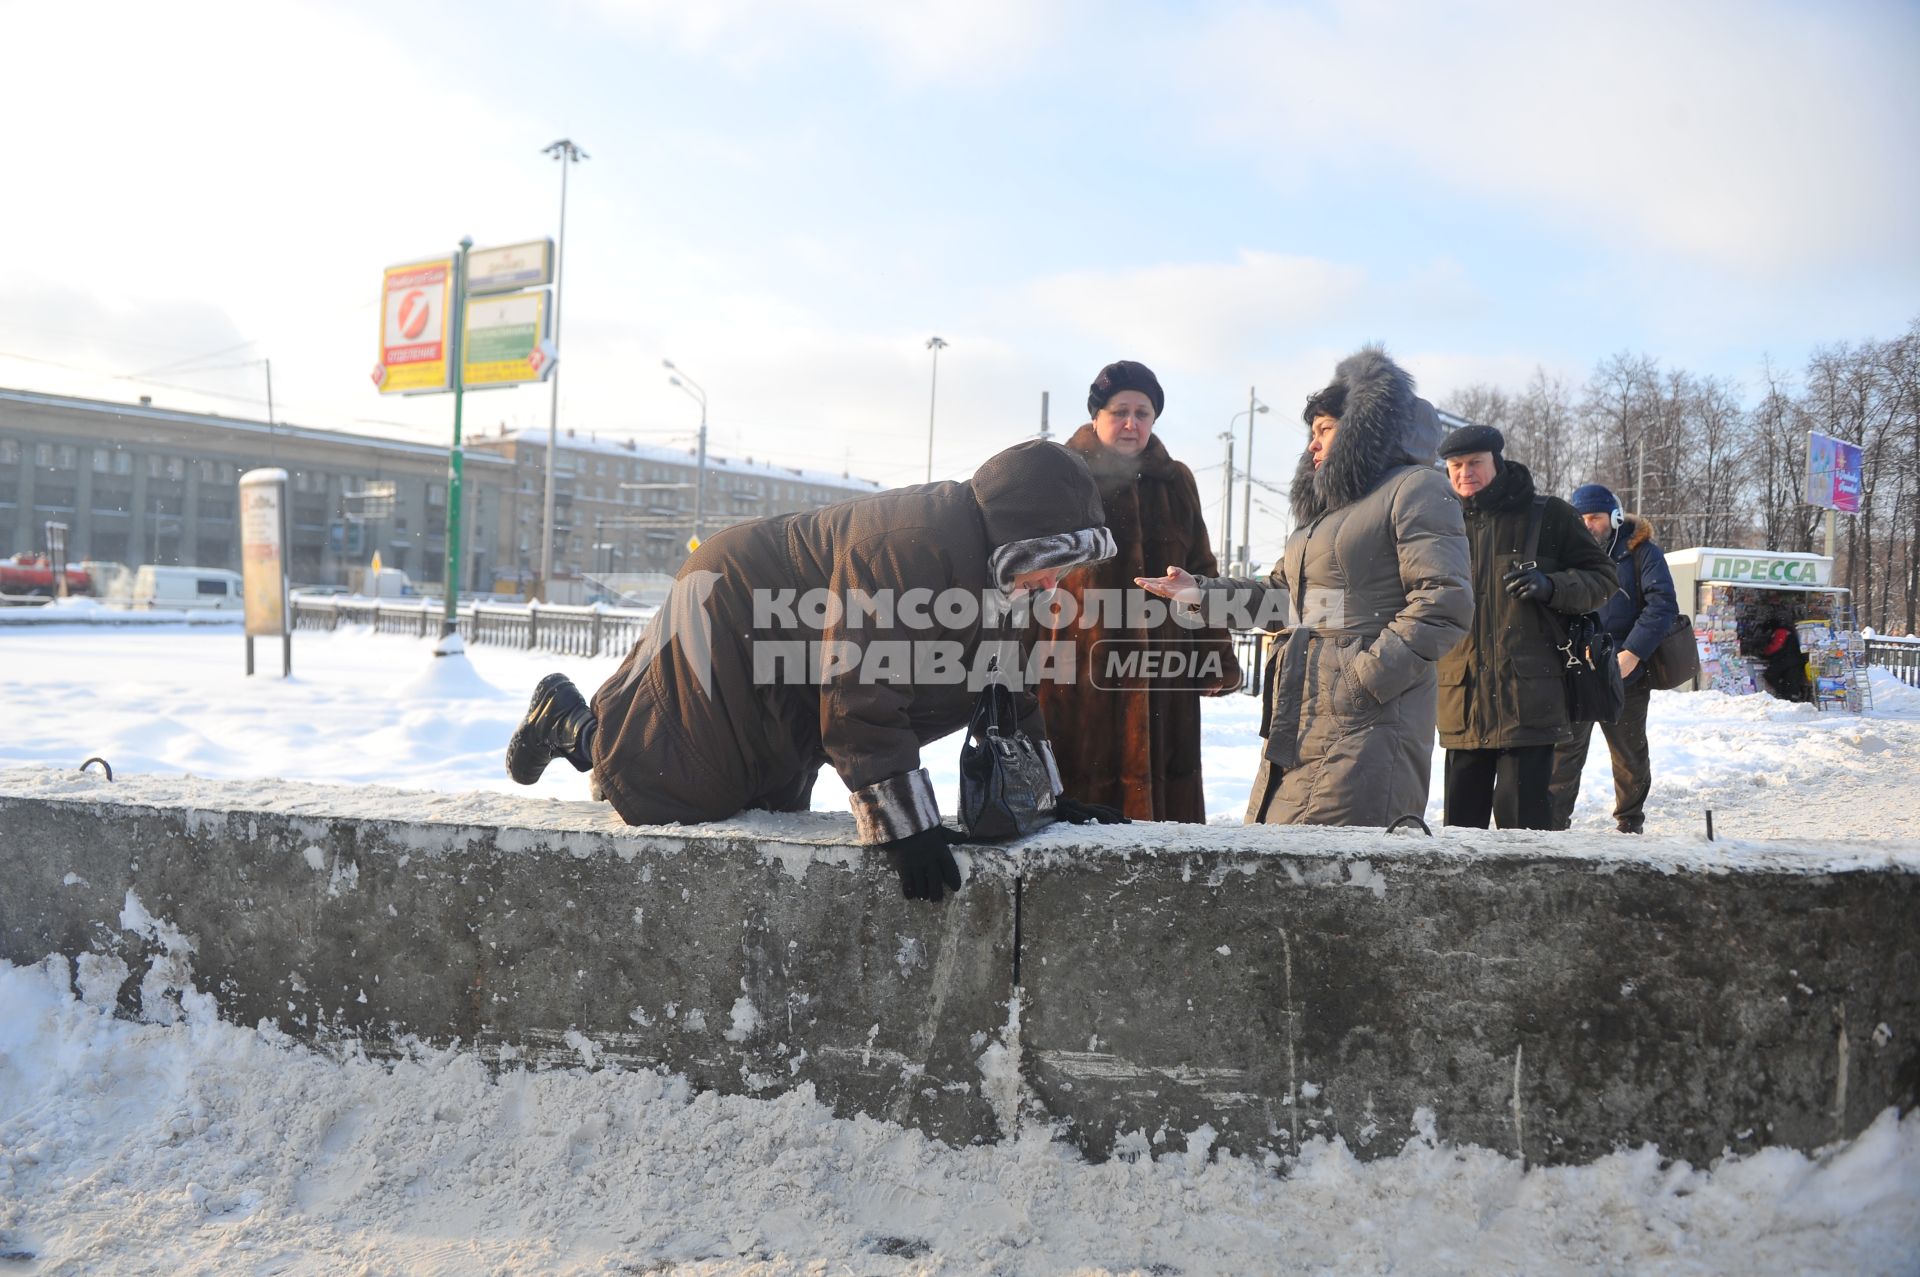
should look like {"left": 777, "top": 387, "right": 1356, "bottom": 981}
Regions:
{"left": 1020, "top": 846, "right": 1920, "bottom": 1164}
{"left": 3, "top": 770, "right": 1915, "bottom": 1167}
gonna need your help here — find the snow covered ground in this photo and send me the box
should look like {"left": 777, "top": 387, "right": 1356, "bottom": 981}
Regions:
{"left": 4, "top": 619, "right": 1920, "bottom": 1274}
{"left": 4, "top": 612, "right": 1919, "bottom": 836}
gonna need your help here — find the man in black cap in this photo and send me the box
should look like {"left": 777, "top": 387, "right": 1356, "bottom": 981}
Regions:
{"left": 1435, "top": 425, "right": 1616, "bottom": 830}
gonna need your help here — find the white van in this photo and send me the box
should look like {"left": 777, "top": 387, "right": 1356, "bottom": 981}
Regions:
{"left": 133, "top": 566, "right": 244, "bottom": 611}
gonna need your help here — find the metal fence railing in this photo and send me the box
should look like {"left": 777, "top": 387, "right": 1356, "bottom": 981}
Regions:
{"left": 1232, "top": 630, "right": 1265, "bottom": 696}
{"left": 1232, "top": 631, "right": 1920, "bottom": 697}
{"left": 272, "top": 606, "right": 1920, "bottom": 694}
{"left": 1865, "top": 637, "right": 1920, "bottom": 688}
{"left": 291, "top": 597, "right": 655, "bottom": 660}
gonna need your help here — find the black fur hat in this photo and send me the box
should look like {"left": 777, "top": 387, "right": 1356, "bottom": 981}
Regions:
{"left": 1087, "top": 360, "right": 1164, "bottom": 420}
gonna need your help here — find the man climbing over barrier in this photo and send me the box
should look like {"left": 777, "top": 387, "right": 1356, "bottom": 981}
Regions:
{"left": 504, "top": 439, "right": 1129, "bottom": 901}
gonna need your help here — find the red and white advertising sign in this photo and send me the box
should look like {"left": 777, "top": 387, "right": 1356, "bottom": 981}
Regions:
{"left": 376, "top": 257, "right": 454, "bottom": 394}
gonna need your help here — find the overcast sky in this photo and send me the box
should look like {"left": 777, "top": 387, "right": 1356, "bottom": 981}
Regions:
{"left": 2, "top": 0, "right": 1915, "bottom": 557}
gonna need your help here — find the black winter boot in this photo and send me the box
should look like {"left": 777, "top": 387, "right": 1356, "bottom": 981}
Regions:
{"left": 506, "top": 673, "right": 597, "bottom": 784}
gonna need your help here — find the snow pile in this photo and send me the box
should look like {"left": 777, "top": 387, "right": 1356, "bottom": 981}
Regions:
{"left": 388, "top": 647, "right": 501, "bottom": 702}
{"left": 2, "top": 955, "right": 1916, "bottom": 1276}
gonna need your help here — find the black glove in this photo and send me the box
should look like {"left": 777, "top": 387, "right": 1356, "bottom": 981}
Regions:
{"left": 1503, "top": 565, "right": 1555, "bottom": 603}
{"left": 885, "top": 825, "right": 963, "bottom": 902}
{"left": 1054, "top": 795, "right": 1131, "bottom": 825}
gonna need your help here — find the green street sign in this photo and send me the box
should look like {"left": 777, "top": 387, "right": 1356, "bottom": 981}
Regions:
{"left": 462, "top": 289, "right": 554, "bottom": 387}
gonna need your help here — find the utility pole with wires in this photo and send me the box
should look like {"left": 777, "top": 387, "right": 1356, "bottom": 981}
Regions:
{"left": 1238, "top": 387, "right": 1267, "bottom": 572}
{"left": 663, "top": 360, "right": 709, "bottom": 543}
{"left": 263, "top": 358, "right": 276, "bottom": 464}
{"left": 538, "top": 136, "right": 588, "bottom": 600}
{"left": 924, "top": 336, "right": 947, "bottom": 482}
{"left": 1218, "top": 428, "right": 1236, "bottom": 567}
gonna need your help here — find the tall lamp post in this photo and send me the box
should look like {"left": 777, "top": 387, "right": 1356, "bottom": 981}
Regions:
{"left": 663, "top": 360, "right": 709, "bottom": 542}
{"left": 924, "top": 336, "right": 947, "bottom": 483}
{"left": 1237, "top": 388, "right": 1268, "bottom": 570}
{"left": 538, "top": 137, "right": 588, "bottom": 600}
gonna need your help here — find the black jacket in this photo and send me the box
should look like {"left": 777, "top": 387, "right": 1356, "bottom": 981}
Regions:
{"left": 1437, "top": 461, "right": 1618, "bottom": 749}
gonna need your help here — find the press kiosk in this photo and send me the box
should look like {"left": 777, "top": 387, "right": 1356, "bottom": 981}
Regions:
{"left": 1665, "top": 547, "right": 1866, "bottom": 710}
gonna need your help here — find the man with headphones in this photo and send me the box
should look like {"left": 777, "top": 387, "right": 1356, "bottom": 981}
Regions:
{"left": 1548, "top": 483, "right": 1679, "bottom": 833}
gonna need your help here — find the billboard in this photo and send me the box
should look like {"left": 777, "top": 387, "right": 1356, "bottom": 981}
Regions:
{"left": 466, "top": 238, "right": 553, "bottom": 295}
{"left": 462, "top": 288, "right": 556, "bottom": 387}
{"left": 239, "top": 469, "right": 289, "bottom": 638}
{"left": 1805, "top": 431, "right": 1863, "bottom": 513}
{"left": 373, "top": 257, "right": 455, "bottom": 394}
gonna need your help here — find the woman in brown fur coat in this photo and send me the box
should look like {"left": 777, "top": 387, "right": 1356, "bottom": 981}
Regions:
{"left": 1035, "top": 361, "right": 1240, "bottom": 822}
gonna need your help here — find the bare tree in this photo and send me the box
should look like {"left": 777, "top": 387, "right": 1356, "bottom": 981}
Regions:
{"left": 1442, "top": 384, "right": 1512, "bottom": 433}
{"left": 1579, "top": 352, "right": 1660, "bottom": 504}
{"left": 1749, "top": 356, "right": 1818, "bottom": 552}
{"left": 1513, "top": 368, "right": 1577, "bottom": 497}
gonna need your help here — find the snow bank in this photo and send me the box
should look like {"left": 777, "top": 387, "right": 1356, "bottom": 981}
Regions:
{"left": 2, "top": 955, "right": 1915, "bottom": 1275}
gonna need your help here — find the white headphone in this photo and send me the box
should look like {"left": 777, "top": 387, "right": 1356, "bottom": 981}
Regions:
{"left": 1607, "top": 505, "right": 1624, "bottom": 530}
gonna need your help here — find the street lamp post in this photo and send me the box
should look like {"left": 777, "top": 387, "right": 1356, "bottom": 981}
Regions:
{"left": 440, "top": 236, "right": 472, "bottom": 644}
{"left": 1238, "top": 388, "right": 1268, "bottom": 570}
{"left": 538, "top": 137, "right": 588, "bottom": 601}
{"left": 924, "top": 336, "right": 947, "bottom": 483}
{"left": 663, "top": 360, "right": 709, "bottom": 542}
{"left": 1225, "top": 395, "right": 1268, "bottom": 571}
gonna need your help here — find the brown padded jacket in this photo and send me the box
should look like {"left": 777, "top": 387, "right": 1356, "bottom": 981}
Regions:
{"left": 1035, "top": 425, "right": 1238, "bottom": 821}
{"left": 589, "top": 440, "right": 1115, "bottom": 842}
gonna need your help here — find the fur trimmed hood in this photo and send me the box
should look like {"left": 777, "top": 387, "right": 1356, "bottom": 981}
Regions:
{"left": 1600, "top": 513, "right": 1657, "bottom": 558}
{"left": 1290, "top": 347, "right": 1443, "bottom": 524}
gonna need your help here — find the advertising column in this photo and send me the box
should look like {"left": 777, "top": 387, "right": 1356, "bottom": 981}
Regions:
{"left": 240, "top": 468, "right": 291, "bottom": 677}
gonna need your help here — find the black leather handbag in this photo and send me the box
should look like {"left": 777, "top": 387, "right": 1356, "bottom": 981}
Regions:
{"left": 1559, "top": 611, "right": 1627, "bottom": 723}
{"left": 957, "top": 678, "right": 1056, "bottom": 840}
{"left": 1526, "top": 497, "right": 1624, "bottom": 724}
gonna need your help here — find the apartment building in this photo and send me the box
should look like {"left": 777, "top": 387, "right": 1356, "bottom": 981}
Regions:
{"left": 467, "top": 427, "right": 880, "bottom": 582}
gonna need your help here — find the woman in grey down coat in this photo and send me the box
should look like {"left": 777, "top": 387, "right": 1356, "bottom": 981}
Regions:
{"left": 1139, "top": 348, "right": 1473, "bottom": 825}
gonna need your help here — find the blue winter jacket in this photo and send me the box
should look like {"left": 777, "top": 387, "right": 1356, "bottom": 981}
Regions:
{"left": 1594, "top": 515, "right": 1679, "bottom": 680}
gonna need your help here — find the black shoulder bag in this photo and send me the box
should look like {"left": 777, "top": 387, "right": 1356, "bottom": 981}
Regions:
{"left": 1524, "top": 497, "right": 1624, "bottom": 724}
{"left": 1633, "top": 541, "right": 1700, "bottom": 691}
{"left": 957, "top": 667, "right": 1056, "bottom": 841}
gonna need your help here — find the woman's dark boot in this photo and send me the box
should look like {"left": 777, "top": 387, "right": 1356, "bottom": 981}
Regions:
{"left": 506, "top": 673, "right": 597, "bottom": 784}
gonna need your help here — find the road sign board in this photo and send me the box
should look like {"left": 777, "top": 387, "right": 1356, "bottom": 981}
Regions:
{"left": 466, "top": 239, "right": 554, "bottom": 295}
{"left": 376, "top": 257, "right": 455, "bottom": 394}
{"left": 1806, "top": 431, "right": 1864, "bottom": 513}
{"left": 462, "top": 289, "right": 554, "bottom": 387}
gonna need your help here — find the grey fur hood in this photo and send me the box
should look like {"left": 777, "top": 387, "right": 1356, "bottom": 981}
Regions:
{"left": 1290, "top": 347, "right": 1443, "bottom": 524}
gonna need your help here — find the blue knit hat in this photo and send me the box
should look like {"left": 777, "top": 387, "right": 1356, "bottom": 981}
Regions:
{"left": 1570, "top": 483, "right": 1620, "bottom": 516}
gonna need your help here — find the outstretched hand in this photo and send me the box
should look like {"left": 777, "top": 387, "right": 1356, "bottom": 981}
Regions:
{"left": 1134, "top": 564, "right": 1201, "bottom": 605}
